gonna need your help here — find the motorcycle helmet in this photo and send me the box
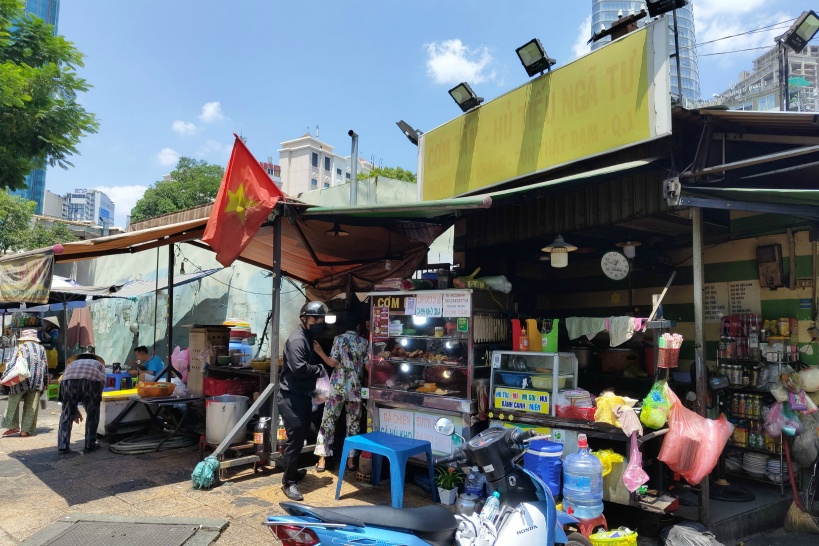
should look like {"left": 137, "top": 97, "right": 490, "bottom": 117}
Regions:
{"left": 300, "top": 301, "right": 329, "bottom": 318}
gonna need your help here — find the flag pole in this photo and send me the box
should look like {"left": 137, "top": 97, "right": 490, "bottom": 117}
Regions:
{"left": 269, "top": 209, "right": 283, "bottom": 450}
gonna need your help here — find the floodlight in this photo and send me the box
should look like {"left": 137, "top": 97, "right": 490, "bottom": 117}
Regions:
{"left": 782, "top": 10, "right": 819, "bottom": 54}
{"left": 515, "top": 38, "right": 556, "bottom": 77}
{"left": 448, "top": 82, "right": 483, "bottom": 112}
{"left": 646, "top": 0, "right": 686, "bottom": 18}
{"left": 396, "top": 120, "right": 423, "bottom": 146}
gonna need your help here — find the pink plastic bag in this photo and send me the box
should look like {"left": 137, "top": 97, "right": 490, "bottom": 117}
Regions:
{"left": 764, "top": 402, "right": 784, "bottom": 437}
{"left": 313, "top": 372, "right": 332, "bottom": 405}
{"left": 622, "top": 433, "right": 649, "bottom": 492}
{"left": 171, "top": 346, "right": 190, "bottom": 383}
{"left": 658, "top": 391, "right": 732, "bottom": 485}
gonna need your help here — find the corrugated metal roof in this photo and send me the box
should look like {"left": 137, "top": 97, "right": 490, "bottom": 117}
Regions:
{"left": 674, "top": 107, "right": 819, "bottom": 137}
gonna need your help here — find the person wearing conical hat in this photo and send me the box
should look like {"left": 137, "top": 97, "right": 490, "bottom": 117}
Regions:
{"left": 2, "top": 329, "right": 49, "bottom": 437}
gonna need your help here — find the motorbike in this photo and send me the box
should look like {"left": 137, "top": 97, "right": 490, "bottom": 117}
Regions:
{"left": 265, "top": 419, "right": 592, "bottom": 546}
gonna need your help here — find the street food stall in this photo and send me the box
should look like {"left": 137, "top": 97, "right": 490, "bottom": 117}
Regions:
{"left": 365, "top": 289, "right": 509, "bottom": 455}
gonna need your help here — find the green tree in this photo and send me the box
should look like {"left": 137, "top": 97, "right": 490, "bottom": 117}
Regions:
{"left": 0, "top": 0, "right": 99, "bottom": 191}
{"left": 23, "top": 221, "right": 77, "bottom": 249}
{"left": 357, "top": 165, "right": 416, "bottom": 183}
{"left": 0, "top": 191, "right": 36, "bottom": 253}
{"left": 130, "top": 157, "right": 225, "bottom": 222}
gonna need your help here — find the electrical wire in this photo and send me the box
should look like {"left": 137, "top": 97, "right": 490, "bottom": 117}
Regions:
{"left": 698, "top": 45, "right": 777, "bottom": 57}
{"left": 690, "top": 19, "right": 795, "bottom": 50}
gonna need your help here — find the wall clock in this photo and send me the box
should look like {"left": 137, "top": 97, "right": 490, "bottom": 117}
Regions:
{"left": 601, "top": 251, "right": 630, "bottom": 280}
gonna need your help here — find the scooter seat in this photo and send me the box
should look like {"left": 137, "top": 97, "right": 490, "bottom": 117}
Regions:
{"left": 281, "top": 502, "right": 457, "bottom": 545}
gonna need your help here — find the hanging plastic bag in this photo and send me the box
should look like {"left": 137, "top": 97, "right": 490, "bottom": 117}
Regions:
{"left": 453, "top": 268, "right": 487, "bottom": 289}
{"left": 640, "top": 380, "right": 672, "bottom": 429}
{"left": 595, "top": 392, "right": 628, "bottom": 427}
{"left": 764, "top": 402, "right": 785, "bottom": 437}
{"left": 658, "top": 390, "right": 732, "bottom": 485}
{"left": 171, "top": 346, "right": 190, "bottom": 384}
{"left": 312, "top": 371, "right": 332, "bottom": 405}
{"left": 592, "top": 449, "right": 624, "bottom": 477}
{"left": 622, "top": 433, "right": 650, "bottom": 492}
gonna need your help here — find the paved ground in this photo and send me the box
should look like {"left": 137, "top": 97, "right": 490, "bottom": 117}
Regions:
{"left": 2, "top": 397, "right": 818, "bottom": 545}
{"left": 0, "top": 397, "right": 436, "bottom": 545}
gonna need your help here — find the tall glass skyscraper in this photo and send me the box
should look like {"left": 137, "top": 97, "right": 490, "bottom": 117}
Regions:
{"left": 9, "top": 0, "right": 60, "bottom": 214}
{"left": 591, "top": 1, "right": 700, "bottom": 102}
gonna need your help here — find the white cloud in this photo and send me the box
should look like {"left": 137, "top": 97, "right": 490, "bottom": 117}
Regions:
{"left": 92, "top": 185, "right": 148, "bottom": 225}
{"left": 156, "top": 147, "right": 180, "bottom": 166}
{"left": 424, "top": 39, "right": 496, "bottom": 85}
{"left": 196, "top": 139, "right": 232, "bottom": 159}
{"left": 572, "top": 14, "right": 592, "bottom": 60}
{"left": 199, "top": 101, "right": 225, "bottom": 123}
{"left": 172, "top": 120, "right": 197, "bottom": 135}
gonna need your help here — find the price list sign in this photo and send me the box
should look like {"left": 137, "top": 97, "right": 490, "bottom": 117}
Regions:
{"left": 415, "top": 293, "right": 443, "bottom": 317}
{"left": 703, "top": 283, "right": 729, "bottom": 323}
{"left": 729, "top": 281, "right": 761, "bottom": 315}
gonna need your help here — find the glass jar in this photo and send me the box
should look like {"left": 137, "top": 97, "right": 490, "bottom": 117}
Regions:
{"left": 738, "top": 394, "right": 746, "bottom": 416}
{"left": 731, "top": 393, "right": 740, "bottom": 415}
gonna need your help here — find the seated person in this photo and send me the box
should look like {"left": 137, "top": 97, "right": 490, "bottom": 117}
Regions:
{"left": 133, "top": 346, "right": 166, "bottom": 380}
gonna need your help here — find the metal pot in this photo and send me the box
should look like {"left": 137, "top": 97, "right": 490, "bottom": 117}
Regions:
{"left": 570, "top": 346, "right": 597, "bottom": 370}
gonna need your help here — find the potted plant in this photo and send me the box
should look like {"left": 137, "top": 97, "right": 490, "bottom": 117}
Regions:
{"left": 435, "top": 466, "right": 464, "bottom": 505}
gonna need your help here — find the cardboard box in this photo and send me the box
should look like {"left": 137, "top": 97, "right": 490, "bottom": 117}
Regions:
{"left": 187, "top": 326, "right": 229, "bottom": 396}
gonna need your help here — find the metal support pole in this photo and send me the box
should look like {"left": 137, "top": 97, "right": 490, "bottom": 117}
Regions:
{"left": 779, "top": 41, "right": 791, "bottom": 111}
{"left": 672, "top": 10, "right": 683, "bottom": 105}
{"left": 166, "top": 243, "right": 174, "bottom": 381}
{"left": 268, "top": 213, "right": 283, "bottom": 445}
{"left": 692, "top": 207, "right": 710, "bottom": 527}
{"left": 349, "top": 130, "right": 359, "bottom": 205}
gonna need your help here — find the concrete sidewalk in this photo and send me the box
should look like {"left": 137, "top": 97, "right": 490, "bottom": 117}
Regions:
{"left": 0, "top": 398, "right": 432, "bottom": 545}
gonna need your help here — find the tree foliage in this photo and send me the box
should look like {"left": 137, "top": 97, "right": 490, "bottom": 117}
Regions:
{"left": 0, "top": 191, "right": 35, "bottom": 253}
{"left": 23, "top": 220, "right": 77, "bottom": 250}
{"left": 130, "top": 157, "right": 225, "bottom": 222}
{"left": 357, "top": 165, "right": 416, "bottom": 183}
{"left": 0, "top": 0, "right": 99, "bottom": 191}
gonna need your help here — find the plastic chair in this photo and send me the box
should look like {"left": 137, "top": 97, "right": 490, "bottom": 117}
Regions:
{"left": 104, "top": 373, "right": 133, "bottom": 392}
{"left": 335, "top": 431, "right": 438, "bottom": 508}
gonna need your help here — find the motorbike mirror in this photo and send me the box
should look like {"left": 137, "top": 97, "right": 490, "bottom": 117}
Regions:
{"left": 434, "top": 418, "right": 455, "bottom": 436}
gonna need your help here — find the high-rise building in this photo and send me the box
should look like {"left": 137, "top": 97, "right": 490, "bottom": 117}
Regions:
{"left": 42, "top": 190, "right": 67, "bottom": 219}
{"left": 591, "top": 1, "right": 700, "bottom": 102}
{"left": 9, "top": 1, "right": 61, "bottom": 214}
{"left": 65, "top": 189, "right": 115, "bottom": 225}
{"left": 278, "top": 133, "right": 371, "bottom": 195}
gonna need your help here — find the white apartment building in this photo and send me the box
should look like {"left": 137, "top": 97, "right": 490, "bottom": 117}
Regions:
{"left": 278, "top": 133, "right": 371, "bottom": 195}
{"left": 42, "top": 190, "right": 67, "bottom": 219}
{"left": 66, "top": 189, "right": 115, "bottom": 225}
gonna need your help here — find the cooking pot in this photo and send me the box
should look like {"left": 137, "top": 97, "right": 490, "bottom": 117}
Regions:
{"left": 600, "top": 348, "right": 640, "bottom": 373}
{"left": 570, "top": 346, "right": 597, "bottom": 370}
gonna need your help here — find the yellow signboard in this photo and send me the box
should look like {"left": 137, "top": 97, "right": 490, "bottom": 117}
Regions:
{"left": 420, "top": 22, "right": 670, "bottom": 201}
{"left": 494, "top": 387, "right": 550, "bottom": 415}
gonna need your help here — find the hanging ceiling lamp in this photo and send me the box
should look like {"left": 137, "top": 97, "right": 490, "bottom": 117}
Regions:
{"left": 541, "top": 234, "right": 577, "bottom": 268}
{"left": 616, "top": 240, "right": 642, "bottom": 259}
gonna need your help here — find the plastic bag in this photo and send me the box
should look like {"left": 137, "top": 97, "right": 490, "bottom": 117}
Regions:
{"left": 640, "top": 380, "right": 672, "bottom": 429}
{"left": 622, "top": 433, "right": 650, "bottom": 493}
{"left": 764, "top": 402, "right": 785, "bottom": 437}
{"left": 313, "top": 372, "right": 332, "bottom": 405}
{"left": 595, "top": 392, "right": 628, "bottom": 427}
{"left": 171, "top": 346, "right": 190, "bottom": 383}
{"left": 453, "top": 268, "right": 487, "bottom": 289}
{"left": 658, "top": 390, "right": 732, "bottom": 485}
{"left": 476, "top": 275, "right": 512, "bottom": 293}
{"left": 592, "top": 449, "right": 624, "bottom": 477}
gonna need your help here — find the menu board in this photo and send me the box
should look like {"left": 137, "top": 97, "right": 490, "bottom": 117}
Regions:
{"left": 378, "top": 407, "right": 414, "bottom": 438}
{"left": 704, "top": 283, "right": 729, "bottom": 323}
{"left": 729, "top": 281, "right": 761, "bottom": 315}
{"left": 371, "top": 306, "right": 390, "bottom": 338}
{"left": 413, "top": 411, "right": 452, "bottom": 454}
{"left": 442, "top": 292, "right": 470, "bottom": 317}
{"left": 415, "top": 293, "right": 443, "bottom": 317}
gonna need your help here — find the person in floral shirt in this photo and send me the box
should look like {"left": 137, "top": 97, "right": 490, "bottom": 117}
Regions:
{"left": 313, "top": 315, "right": 368, "bottom": 472}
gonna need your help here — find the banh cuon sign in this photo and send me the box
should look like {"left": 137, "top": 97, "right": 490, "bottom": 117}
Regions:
{"left": 419, "top": 21, "right": 671, "bottom": 201}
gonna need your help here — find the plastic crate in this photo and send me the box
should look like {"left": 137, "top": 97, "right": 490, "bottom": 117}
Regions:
{"left": 203, "top": 377, "right": 255, "bottom": 397}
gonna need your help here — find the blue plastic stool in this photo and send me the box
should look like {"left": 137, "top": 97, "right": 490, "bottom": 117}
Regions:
{"left": 335, "top": 431, "right": 438, "bottom": 508}
{"left": 104, "top": 373, "right": 133, "bottom": 392}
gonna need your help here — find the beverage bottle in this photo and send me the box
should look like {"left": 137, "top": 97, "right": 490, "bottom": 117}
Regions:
{"left": 465, "top": 466, "right": 483, "bottom": 497}
{"left": 520, "top": 327, "right": 529, "bottom": 351}
{"left": 562, "top": 433, "right": 604, "bottom": 519}
{"left": 479, "top": 491, "right": 501, "bottom": 525}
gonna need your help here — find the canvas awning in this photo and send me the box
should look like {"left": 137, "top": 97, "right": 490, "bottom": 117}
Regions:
{"left": 113, "top": 268, "right": 221, "bottom": 298}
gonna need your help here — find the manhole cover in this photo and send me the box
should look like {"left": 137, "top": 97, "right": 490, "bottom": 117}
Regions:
{"left": 44, "top": 522, "right": 196, "bottom": 546}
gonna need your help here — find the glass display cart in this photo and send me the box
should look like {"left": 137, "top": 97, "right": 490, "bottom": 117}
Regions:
{"left": 365, "top": 289, "right": 509, "bottom": 455}
{"left": 489, "top": 351, "right": 579, "bottom": 417}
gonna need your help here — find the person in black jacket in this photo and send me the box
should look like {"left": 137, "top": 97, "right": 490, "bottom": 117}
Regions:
{"left": 277, "top": 300, "right": 329, "bottom": 501}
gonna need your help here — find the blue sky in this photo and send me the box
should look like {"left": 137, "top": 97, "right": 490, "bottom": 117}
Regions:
{"left": 47, "top": 0, "right": 813, "bottom": 227}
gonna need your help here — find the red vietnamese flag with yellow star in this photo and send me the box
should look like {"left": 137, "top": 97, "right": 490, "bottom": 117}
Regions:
{"left": 202, "top": 134, "right": 285, "bottom": 266}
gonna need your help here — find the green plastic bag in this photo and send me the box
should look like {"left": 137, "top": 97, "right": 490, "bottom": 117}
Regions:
{"left": 640, "top": 380, "right": 672, "bottom": 429}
